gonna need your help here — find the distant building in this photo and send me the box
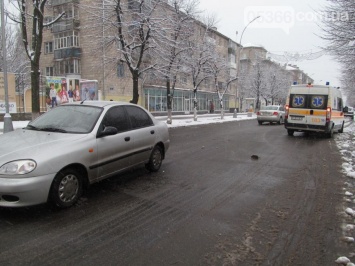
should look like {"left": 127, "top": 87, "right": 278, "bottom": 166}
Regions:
{"left": 285, "top": 64, "right": 314, "bottom": 85}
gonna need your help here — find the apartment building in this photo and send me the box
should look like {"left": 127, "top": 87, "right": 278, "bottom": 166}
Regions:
{"left": 39, "top": 0, "right": 240, "bottom": 114}
{"left": 238, "top": 46, "right": 295, "bottom": 110}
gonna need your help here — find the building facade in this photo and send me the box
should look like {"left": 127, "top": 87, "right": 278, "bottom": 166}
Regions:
{"left": 38, "top": 0, "right": 239, "bottom": 114}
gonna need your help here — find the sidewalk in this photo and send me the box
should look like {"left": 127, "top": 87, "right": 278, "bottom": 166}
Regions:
{"left": 0, "top": 112, "right": 256, "bottom": 132}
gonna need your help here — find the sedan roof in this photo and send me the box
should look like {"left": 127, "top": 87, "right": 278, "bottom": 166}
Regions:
{"left": 63, "top": 101, "right": 136, "bottom": 108}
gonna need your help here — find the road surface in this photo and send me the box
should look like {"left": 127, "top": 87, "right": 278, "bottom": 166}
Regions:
{"left": 0, "top": 119, "right": 345, "bottom": 265}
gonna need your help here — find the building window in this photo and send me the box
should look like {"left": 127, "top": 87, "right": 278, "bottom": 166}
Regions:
{"left": 53, "top": 3, "right": 79, "bottom": 20}
{"left": 55, "top": 59, "right": 81, "bottom": 75}
{"left": 117, "top": 63, "right": 125, "bottom": 77}
{"left": 54, "top": 31, "right": 79, "bottom": 50}
{"left": 45, "top": 42, "right": 53, "bottom": 54}
{"left": 45, "top": 67, "right": 54, "bottom": 76}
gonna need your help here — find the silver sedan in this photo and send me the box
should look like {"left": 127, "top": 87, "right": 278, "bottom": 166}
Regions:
{"left": 257, "top": 105, "right": 285, "bottom": 125}
{"left": 0, "top": 101, "right": 170, "bottom": 208}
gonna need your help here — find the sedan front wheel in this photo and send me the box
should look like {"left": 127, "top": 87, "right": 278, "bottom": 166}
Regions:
{"left": 49, "top": 168, "right": 83, "bottom": 208}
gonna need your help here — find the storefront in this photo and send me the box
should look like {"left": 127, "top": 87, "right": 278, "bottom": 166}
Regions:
{"left": 143, "top": 86, "right": 232, "bottom": 114}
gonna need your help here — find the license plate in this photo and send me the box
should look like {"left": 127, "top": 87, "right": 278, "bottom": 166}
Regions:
{"left": 291, "top": 116, "right": 303, "bottom": 121}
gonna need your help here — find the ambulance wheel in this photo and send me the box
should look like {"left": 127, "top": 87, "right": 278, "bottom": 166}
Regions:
{"left": 258, "top": 121, "right": 262, "bottom": 125}
{"left": 287, "top": 129, "right": 294, "bottom": 136}
{"left": 338, "top": 122, "right": 344, "bottom": 133}
{"left": 327, "top": 128, "right": 334, "bottom": 138}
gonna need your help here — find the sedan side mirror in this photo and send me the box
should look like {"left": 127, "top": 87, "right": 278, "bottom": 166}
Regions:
{"left": 97, "top": 126, "right": 118, "bottom": 138}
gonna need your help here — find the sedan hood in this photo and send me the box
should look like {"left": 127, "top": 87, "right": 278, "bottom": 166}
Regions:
{"left": 0, "top": 129, "right": 87, "bottom": 162}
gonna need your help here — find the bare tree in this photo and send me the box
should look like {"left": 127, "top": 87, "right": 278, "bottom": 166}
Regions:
{"left": 250, "top": 62, "right": 266, "bottom": 111}
{"left": 89, "top": 0, "right": 164, "bottom": 104}
{"left": 156, "top": 0, "right": 198, "bottom": 123}
{"left": 183, "top": 15, "right": 217, "bottom": 121}
{"left": 262, "top": 63, "right": 290, "bottom": 106}
{"left": 208, "top": 53, "right": 237, "bottom": 119}
{"left": 8, "top": 1, "right": 64, "bottom": 119}
{"left": 320, "top": 0, "right": 355, "bottom": 92}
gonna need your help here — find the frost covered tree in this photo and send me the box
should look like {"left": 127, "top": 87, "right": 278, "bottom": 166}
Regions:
{"left": 183, "top": 15, "right": 217, "bottom": 121}
{"left": 207, "top": 53, "right": 237, "bottom": 119}
{"left": 86, "top": 0, "right": 165, "bottom": 104}
{"left": 155, "top": 0, "right": 197, "bottom": 123}
{"left": 7, "top": 0, "right": 64, "bottom": 119}
{"left": 321, "top": 0, "right": 355, "bottom": 94}
{"left": 262, "top": 63, "right": 290, "bottom": 106}
{"left": 249, "top": 62, "right": 266, "bottom": 111}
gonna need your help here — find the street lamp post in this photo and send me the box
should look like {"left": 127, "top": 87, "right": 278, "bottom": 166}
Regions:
{"left": 1, "top": 0, "right": 14, "bottom": 132}
{"left": 233, "top": 16, "right": 261, "bottom": 118}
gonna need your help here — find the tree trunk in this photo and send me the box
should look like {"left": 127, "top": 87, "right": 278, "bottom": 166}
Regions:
{"left": 166, "top": 78, "right": 172, "bottom": 124}
{"left": 131, "top": 71, "right": 139, "bottom": 104}
{"left": 220, "top": 99, "right": 224, "bottom": 119}
{"left": 193, "top": 88, "right": 197, "bottom": 121}
{"left": 31, "top": 61, "right": 40, "bottom": 120}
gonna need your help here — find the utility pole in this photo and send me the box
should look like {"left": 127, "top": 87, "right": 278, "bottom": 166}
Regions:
{"left": 1, "top": 0, "right": 14, "bottom": 132}
{"left": 233, "top": 16, "right": 261, "bottom": 118}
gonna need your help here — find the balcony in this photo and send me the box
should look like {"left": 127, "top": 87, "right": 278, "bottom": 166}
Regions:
{"left": 51, "top": 0, "right": 79, "bottom": 6}
{"left": 52, "top": 19, "right": 80, "bottom": 33}
{"left": 54, "top": 47, "right": 81, "bottom": 59}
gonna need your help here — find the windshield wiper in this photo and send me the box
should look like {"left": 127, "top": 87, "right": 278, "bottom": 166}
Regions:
{"left": 39, "top": 127, "right": 68, "bottom": 133}
{"left": 25, "top": 125, "right": 40, "bottom": 131}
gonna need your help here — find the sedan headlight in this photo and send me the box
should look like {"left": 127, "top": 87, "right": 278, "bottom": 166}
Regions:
{"left": 0, "top": 160, "right": 37, "bottom": 175}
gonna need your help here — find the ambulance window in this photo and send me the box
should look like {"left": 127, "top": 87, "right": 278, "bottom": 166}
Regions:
{"left": 310, "top": 95, "right": 326, "bottom": 109}
{"left": 337, "top": 97, "right": 343, "bottom": 111}
{"left": 291, "top": 94, "right": 306, "bottom": 108}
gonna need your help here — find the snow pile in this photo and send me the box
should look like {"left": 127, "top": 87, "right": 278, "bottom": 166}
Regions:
{"left": 335, "top": 120, "right": 355, "bottom": 264}
{"left": 0, "top": 114, "right": 257, "bottom": 134}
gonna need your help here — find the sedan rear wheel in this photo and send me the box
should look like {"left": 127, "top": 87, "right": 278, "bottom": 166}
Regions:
{"left": 49, "top": 168, "right": 83, "bottom": 208}
{"left": 278, "top": 117, "right": 283, "bottom": 125}
{"left": 146, "top": 146, "right": 163, "bottom": 172}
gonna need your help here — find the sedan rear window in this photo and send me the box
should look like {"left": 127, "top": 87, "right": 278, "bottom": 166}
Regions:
{"left": 260, "top": 106, "right": 279, "bottom": 111}
{"left": 125, "top": 106, "right": 153, "bottom": 129}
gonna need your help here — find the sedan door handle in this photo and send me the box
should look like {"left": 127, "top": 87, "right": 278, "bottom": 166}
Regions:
{"left": 150, "top": 130, "right": 155, "bottom": 135}
{"left": 124, "top": 137, "right": 130, "bottom": 142}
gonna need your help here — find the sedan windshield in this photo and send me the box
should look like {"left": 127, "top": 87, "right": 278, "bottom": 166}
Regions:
{"left": 26, "top": 105, "right": 103, "bottom": 133}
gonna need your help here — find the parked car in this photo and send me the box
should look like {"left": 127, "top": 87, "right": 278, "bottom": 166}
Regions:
{"left": 0, "top": 101, "right": 170, "bottom": 208}
{"left": 344, "top": 106, "right": 354, "bottom": 119}
{"left": 257, "top": 105, "right": 285, "bottom": 125}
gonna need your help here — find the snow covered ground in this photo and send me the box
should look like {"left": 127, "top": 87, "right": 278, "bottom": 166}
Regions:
{"left": 1, "top": 114, "right": 355, "bottom": 263}
{"left": 334, "top": 119, "right": 355, "bottom": 265}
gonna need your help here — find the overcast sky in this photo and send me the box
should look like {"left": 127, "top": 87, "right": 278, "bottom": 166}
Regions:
{"left": 198, "top": 0, "right": 341, "bottom": 87}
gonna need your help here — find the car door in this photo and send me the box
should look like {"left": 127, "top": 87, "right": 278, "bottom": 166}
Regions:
{"left": 95, "top": 106, "right": 134, "bottom": 180}
{"left": 124, "top": 105, "right": 156, "bottom": 166}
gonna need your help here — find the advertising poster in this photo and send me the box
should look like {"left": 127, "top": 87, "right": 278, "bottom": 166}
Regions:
{"left": 0, "top": 102, "right": 17, "bottom": 113}
{"left": 80, "top": 80, "right": 98, "bottom": 101}
{"left": 46, "top": 77, "right": 67, "bottom": 106}
{"left": 46, "top": 77, "right": 82, "bottom": 107}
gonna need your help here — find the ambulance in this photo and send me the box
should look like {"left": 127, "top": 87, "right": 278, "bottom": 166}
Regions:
{"left": 284, "top": 83, "right": 345, "bottom": 138}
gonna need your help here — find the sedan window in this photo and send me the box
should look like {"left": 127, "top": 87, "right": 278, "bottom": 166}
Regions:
{"left": 125, "top": 106, "right": 153, "bottom": 129}
{"left": 100, "top": 106, "right": 131, "bottom": 133}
